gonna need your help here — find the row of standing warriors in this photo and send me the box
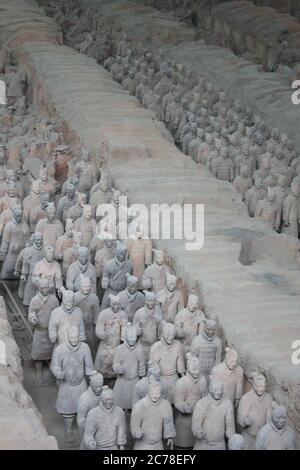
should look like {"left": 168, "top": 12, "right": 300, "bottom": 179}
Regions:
{"left": 49, "top": 0, "right": 300, "bottom": 240}
{"left": 0, "top": 155, "right": 296, "bottom": 450}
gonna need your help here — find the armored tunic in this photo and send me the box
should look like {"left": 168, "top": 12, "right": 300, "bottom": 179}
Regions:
{"left": 190, "top": 333, "right": 222, "bottom": 381}
{"left": 48, "top": 305, "right": 86, "bottom": 346}
{"left": 66, "top": 261, "right": 97, "bottom": 294}
{"left": 156, "top": 287, "right": 184, "bottom": 324}
{"left": 29, "top": 292, "right": 59, "bottom": 360}
{"left": 174, "top": 308, "right": 205, "bottom": 353}
{"left": 118, "top": 289, "right": 145, "bottom": 322}
{"left": 131, "top": 396, "right": 176, "bottom": 450}
{"left": 51, "top": 341, "right": 94, "bottom": 415}
{"left": 142, "top": 263, "right": 170, "bottom": 294}
{"left": 35, "top": 218, "right": 64, "bottom": 247}
{"left": 211, "top": 362, "right": 244, "bottom": 404}
{"left": 74, "top": 216, "right": 97, "bottom": 248}
{"left": 174, "top": 373, "right": 208, "bottom": 448}
{"left": 133, "top": 306, "right": 160, "bottom": 361}
{"left": 32, "top": 258, "right": 62, "bottom": 296}
{"left": 55, "top": 234, "right": 73, "bottom": 261}
{"left": 256, "top": 421, "right": 295, "bottom": 450}
{"left": 101, "top": 257, "right": 133, "bottom": 310}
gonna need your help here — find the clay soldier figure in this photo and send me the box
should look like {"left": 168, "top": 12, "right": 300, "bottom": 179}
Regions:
{"left": 74, "top": 148, "right": 97, "bottom": 197}
{"left": 23, "top": 179, "right": 41, "bottom": 227}
{"left": 237, "top": 371, "right": 272, "bottom": 450}
{"left": 244, "top": 176, "right": 266, "bottom": 218}
{"left": 192, "top": 378, "right": 235, "bottom": 450}
{"left": 256, "top": 402, "right": 295, "bottom": 450}
{"left": 14, "top": 236, "right": 32, "bottom": 299}
{"left": 233, "top": 164, "right": 253, "bottom": 200}
{"left": 62, "top": 231, "right": 83, "bottom": 278}
{"left": 95, "top": 237, "right": 115, "bottom": 294}
{"left": 133, "top": 291, "right": 160, "bottom": 362}
{"left": 142, "top": 249, "right": 170, "bottom": 294}
{"left": 273, "top": 174, "right": 289, "bottom": 215}
{"left": 21, "top": 232, "right": 44, "bottom": 307}
{"left": 0, "top": 182, "right": 19, "bottom": 213}
{"left": 67, "top": 192, "right": 88, "bottom": 222}
{"left": 35, "top": 202, "right": 64, "bottom": 247}
{"left": 51, "top": 326, "right": 94, "bottom": 445}
{"left": 55, "top": 218, "right": 74, "bottom": 262}
{"left": 211, "top": 147, "right": 235, "bottom": 182}
{"left": 282, "top": 181, "right": 300, "bottom": 238}
{"left": 101, "top": 243, "right": 133, "bottom": 310}
{"left": 94, "top": 294, "right": 127, "bottom": 379}
{"left": 49, "top": 289, "right": 86, "bottom": 346}
{"left": 66, "top": 246, "right": 97, "bottom": 294}
{"left": 77, "top": 371, "right": 104, "bottom": 449}
{"left": 28, "top": 278, "right": 59, "bottom": 384}
{"left": 211, "top": 347, "right": 243, "bottom": 407}
{"left": 84, "top": 385, "right": 126, "bottom": 450}
{"left": 113, "top": 323, "right": 146, "bottom": 411}
{"left": 90, "top": 178, "right": 112, "bottom": 215}
{"left": 0, "top": 205, "right": 30, "bottom": 279}
{"left": 74, "top": 204, "right": 97, "bottom": 248}
{"left": 32, "top": 245, "right": 62, "bottom": 298}
{"left": 190, "top": 319, "right": 222, "bottom": 381}
{"left": 174, "top": 353, "right": 208, "bottom": 449}
{"left": 156, "top": 273, "right": 184, "bottom": 323}
{"left": 228, "top": 434, "right": 245, "bottom": 450}
{"left": 118, "top": 274, "right": 145, "bottom": 322}
{"left": 131, "top": 376, "right": 175, "bottom": 450}
{"left": 30, "top": 192, "right": 50, "bottom": 233}
{"left": 175, "top": 294, "right": 205, "bottom": 354}
{"left": 74, "top": 276, "right": 100, "bottom": 357}
{"left": 126, "top": 226, "right": 152, "bottom": 281}
{"left": 255, "top": 187, "right": 281, "bottom": 231}
{"left": 37, "top": 165, "right": 59, "bottom": 200}
{"left": 56, "top": 182, "right": 75, "bottom": 225}
{"left": 150, "top": 321, "right": 185, "bottom": 404}
{"left": 132, "top": 360, "right": 168, "bottom": 406}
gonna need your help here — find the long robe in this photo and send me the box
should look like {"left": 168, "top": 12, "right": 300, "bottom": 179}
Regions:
{"left": 192, "top": 395, "right": 235, "bottom": 450}
{"left": 84, "top": 402, "right": 126, "bottom": 450}
{"left": 174, "top": 373, "right": 208, "bottom": 448}
{"left": 113, "top": 342, "right": 146, "bottom": 410}
{"left": 51, "top": 341, "right": 94, "bottom": 415}
{"left": 237, "top": 389, "right": 272, "bottom": 450}
{"left": 28, "top": 292, "right": 59, "bottom": 361}
{"left": 77, "top": 387, "right": 101, "bottom": 450}
{"left": 0, "top": 220, "right": 30, "bottom": 279}
{"left": 150, "top": 339, "right": 185, "bottom": 404}
{"left": 131, "top": 396, "right": 176, "bottom": 450}
{"left": 74, "top": 291, "right": 99, "bottom": 356}
{"left": 94, "top": 307, "right": 127, "bottom": 378}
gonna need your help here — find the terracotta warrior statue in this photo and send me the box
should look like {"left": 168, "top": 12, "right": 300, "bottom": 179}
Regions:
{"left": 174, "top": 353, "right": 208, "bottom": 449}
{"left": 190, "top": 319, "right": 222, "bottom": 381}
{"left": 51, "top": 326, "right": 94, "bottom": 445}
{"left": 133, "top": 290, "right": 160, "bottom": 362}
{"left": 0, "top": 205, "right": 30, "bottom": 279}
{"left": 211, "top": 347, "right": 244, "bottom": 408}
{"left": 28, "top": 278, "right": 59, "bottom": 384}
{"left": 49, "top": 289, "right": 86, "bottom": 346}
{"left": 66, "top": 246, "right": 97, "bottom": 294}
{"left": 94, "top": 294, "right": 127, "bottom": 379}
{"left": 23, "top": 179, "right": 41, "bottom": 227}
{"left": 0, "top": 182, "right": 19, "bottom": 213}
{"left": 67, "top": 192, "right": 88, "bottom": 222}
{"left": 62, "top": 230, "right": 83, "bottom": 278}
{"left": 237, "top": 371, "right": 272, "bottom": 450}
{"left": 35, "top": 202, "right": 64, "bottom": 247}
{"left": 95, "top": 237, "right": 115, "bottom": 295}
{"left": 174, "top": 294, "right": 205, "bottom": 354}
{"left": 255, "top": 402, "right": 295, "bottom": 450}
{"left": 55, "top": 218, "right": 74, "bottom": 262}
{"left": 84, "top": 385, "right": 126, "bottom": 450}
{"left": 21, "top": 232, "right": 44, "bottom": 307}
{"left": 282, "top": 181, "right": 300, "bottom": 238}
{"left": 100, "top": 243, "right": 133, "bottom": 310}
{"left": 77, "top": 370, "right": 103, "bottom": 450}
{"left": 74, "top": 148, "right": 97, "bottom": 197}
{"left": 132, "top": 360, "right": 168, "bottom": 406}
{"left": 142, "top": 249, "right": 171, "bottom": 294}
{"left": 118, "top": 273, "right": 145, "bottom": 322}
{"left": 30, "top": 192, "right": 50, "bottom": 233}
{"left": 56, "top": 182, "right": 75, "bottom": 225}
{"left": 126, "top": 226, "right": 152, "bottom": 281}
{"left": 74, "top": 276, "right": 100, "bottom": 357}
{"left": 192, "top": 377, "right": 235, "bottom": 450}
{"left": 233, "top": 164, "right": 253, "bottom": 200}
{"left": 32, "top": 245, "right": 62, "bottom": 298}
{"left": 14, "top": 236, "right": 32, "bottom": 299}
{"left": 211, "top": 147, "right": 235, "bottom": 182}
{"left": 244, "top": 176, "right": 266, "bottom": 218}
{"left": 156, "top": 272, "right": 184, "bottom": 323}
{"left": 150, "top": 321, "right": 185, "bottom": 404}
{"left": 255, "top": 187, "right": 281, "bottom": 231}
{"left": 131, "top": 376, "right": 176, "bottom": 450}
{"left": 37, "top": 165, "right": 59, "bottom": 200}
{"left": 74, "top": 204, "right": 97, "bottom": 248}
{"left": 113, "top": 322, "right": 146, "bottom": 411}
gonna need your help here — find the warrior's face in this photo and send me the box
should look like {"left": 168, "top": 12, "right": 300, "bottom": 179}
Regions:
{"left": 39, "top": 285, "right": 50, "bottom": 297}
{"left": 272, "top": 408, "right": 287, "bottom": 430}
{"left": 116, "top": 249, "right": 126, "bottom": 263}
{"left": 187, "top": 295, "right": 199, "bottom": 313}
{"left": 162, "top": 325, "right": 175, "bottom": 345}
{"left": 204, "top": 322, "right": 216, "bottom": 339}
{"left": 154, "top": 251, "right": 164, "bottom": 266}
{"left": 148, "top": 380, "right": 161, "bottom": 403}
{"left": 187, "top": 358, "right": 201, "bottom": 380}
{"left": 127, "top": 281, "right": 138, "bottom": 295}
{"left": 33, "top": 234, "right": 43, "bottom": 249}
{"left": 253, "top": 377, "right": 266, "bottom": 397}
{"left": 45, "top": 247, "right": 54, "bottom": 263}
{"left": 47, "top": 207, "right": 56, "bottom": 223}
{"left": 90, "top": 377, "right": 103, "bottom": 396}
{"left": 210, "top": 381, "right": 223, "bottom": 401}
{"left": 63, "top": 292, "right": 74, "bottom": 311}
{"left": 111, "top": 299, "right": 120, "bottom": 313}
{"left": 81, "top": 279, "right": 91, "bottom": 295}
{"left": 40, "top": 168, "right": 48, "bottom": 182}
{"left": 101, "top": 390, "right": 114, "bottom": 410}
{"left": 126, "top": 329, "right": 137, "bottom": 347}
{"left": 145, "top": 297, "right": 155, "bottom": 311}
{"left": 67, "top": 328, "right": 79, "bottom": 347}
